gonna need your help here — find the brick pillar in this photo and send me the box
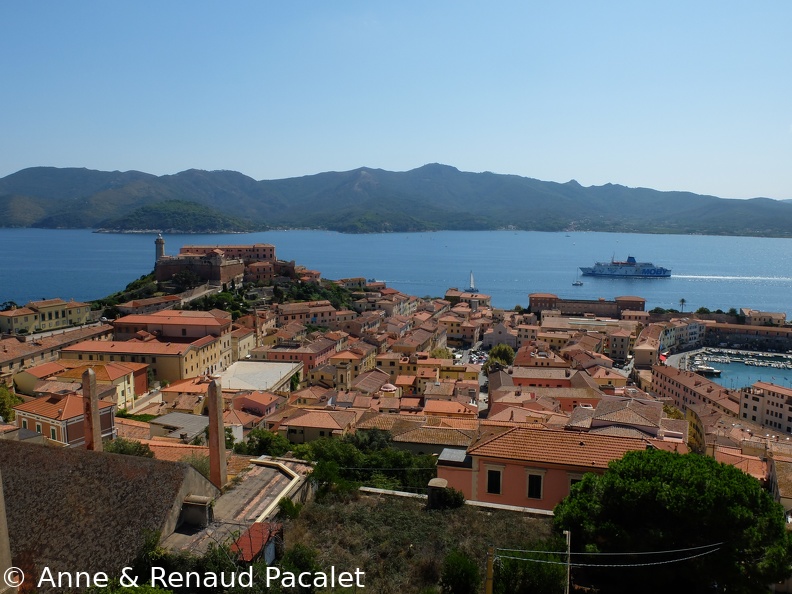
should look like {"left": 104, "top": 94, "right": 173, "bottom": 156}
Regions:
{"left": 207, "top": 379, "right": 227, "bottom": 489}
{"left": 82, "top": 369, "right": 102, "bottom": 451}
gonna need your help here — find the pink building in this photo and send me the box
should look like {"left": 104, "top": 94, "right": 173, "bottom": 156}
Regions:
{"left": 438, "top": 427, "right": 669, "bottom": 511}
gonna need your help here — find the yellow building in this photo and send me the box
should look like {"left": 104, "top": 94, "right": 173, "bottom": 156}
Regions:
{"left": 60, "top": 335, "right": 222, "bottom": 384}
{"left": 0, "top": 299, "right": 91, "bottom": 334}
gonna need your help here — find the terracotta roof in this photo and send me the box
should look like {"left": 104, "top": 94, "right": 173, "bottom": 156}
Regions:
{"left": 55, "top": 362, "right": 137, "bottom": 383}
{"left": 231, "top": 523, "right": 282, "bottom": 562}
{"left": 714, "top": 446, "right": 768, "bottom": 481}
{"left": 62, "top": 338, "right": 205, "bottom": 355}
{"left": 161, "top": 377, "right": 213, "bottom": 395}
{"left": 14, "top": 393, "right": 114, "bottom": 420}
{"left": 116, "top": 310, "right": 229, "bottom": 326}
{"left": 115, "top": 417, "right": 152, "bottom": 441}
{"left": 18, "top": 361, "right": 67, "bottom": 378}
{"left": 392, "top": 426, "right": 476, "bottom": 447}
{"left": 356, "top": 413, "right": 427, "bottom": 432}
{"left": 0, "top": 307, "right": 37, "bottom": 318}
{"left": 423, "top": 400, "right": 478, "bottom": 416}
{"left": 351, "top": 369, "right": 391, "bottom": 394}
{"left": 593, "top": 399, "right": 662, "bottom": 428}
{"left": 280, "top": 409, "right": 356, "bottom": 431}
{"left": 0, "top": 325, "right": 112, "bottom": 363}
{"left": 224, "top": 408, "right": 261, "bottom": 427}
{"left": 468, "top": 426, "right": 652, "bottom": 469}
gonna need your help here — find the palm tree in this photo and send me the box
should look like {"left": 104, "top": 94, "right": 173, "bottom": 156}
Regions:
{"left": 679, "top": 298, "right": 687, "bottom": 313}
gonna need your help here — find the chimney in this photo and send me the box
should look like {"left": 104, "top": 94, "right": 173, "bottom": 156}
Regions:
{"left": 0, "top": 470, "right": 17, "bottom": 594}
{"left": 207, "top": 379, "right": 227, "bottom": 489}
{"left": 82, "top": 369, "right": 102, "bottom": 452}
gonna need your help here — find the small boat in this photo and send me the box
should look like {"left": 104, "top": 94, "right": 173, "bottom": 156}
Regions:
{"left": 692, "top": 364, "right": 722, "bottom": 377}
{"left": 572, "top": 280, "right": 583, "bottom": 286}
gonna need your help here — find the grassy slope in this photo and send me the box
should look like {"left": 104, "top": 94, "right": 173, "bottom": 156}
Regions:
{"left": 284, "top": 493, "right": 554, "bottom": 594}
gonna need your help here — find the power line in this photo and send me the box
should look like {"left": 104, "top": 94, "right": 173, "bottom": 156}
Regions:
{"left": 496, "top": 541, "right": 724, "bottom": 557}
{"left": 496, "top": 548, "right": 720, "bottom": 568}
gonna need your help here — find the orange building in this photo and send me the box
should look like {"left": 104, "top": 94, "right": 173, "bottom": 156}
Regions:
{"left": 438, "top": 427, "right": 667, "bottom": 511}
{"left": 14, "top": 393, "right": 115, "bottom": 446}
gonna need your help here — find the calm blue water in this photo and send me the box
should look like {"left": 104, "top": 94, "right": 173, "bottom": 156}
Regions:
{"left": 716, "top": 361, "right": 792, "bottom": 391}
{"left": 2, "top": 229, "right": 792, "bottom": 315}
{"left": 684, "top": 350, "right": 792, "bottom": 391}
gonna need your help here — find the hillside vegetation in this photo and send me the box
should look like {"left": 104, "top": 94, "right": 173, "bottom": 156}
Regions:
{"left": 2, "top": 164, "right": 791, "bottom": 236}
{"left": 284, "top": 492, "right": 558, "bottom": 594}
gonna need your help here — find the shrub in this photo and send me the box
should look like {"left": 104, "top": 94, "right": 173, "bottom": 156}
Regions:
{"left": 440, "top": 549, "right": 480, "bottom": 594}
{"left": 278, "top": 496, "right": 303, "bottom": 519}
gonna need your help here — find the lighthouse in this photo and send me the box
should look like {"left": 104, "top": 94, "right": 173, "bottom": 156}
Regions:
{"left": 155, "top": 233, "right": 165, "bottom": 263}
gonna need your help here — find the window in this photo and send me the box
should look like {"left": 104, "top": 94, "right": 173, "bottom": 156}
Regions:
{"left": 567, "top": 472, "right": 584, "bottom": 490}
{"left": 50, "top": 427, "right": 57, "bottom": 440}
{"left": 21, "top": 419, "right": 28, "bottom": 429}
{"left": 527, "top": 473, "right": 543, "bottom": 499}
{"left": 486, "top": 469, "right": 502, "bottom": 495}
{"left": 35, "top": 423, "right": 42, "bottom": 434}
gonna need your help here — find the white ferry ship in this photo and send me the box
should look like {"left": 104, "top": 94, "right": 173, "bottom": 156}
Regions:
{"left": 579, "top": 256, "right": 671, "bottom": 278}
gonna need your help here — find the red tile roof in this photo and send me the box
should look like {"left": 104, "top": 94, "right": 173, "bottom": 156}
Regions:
{"left": 231, "top": 523, "right": 282, "bottom": 562}
{"left": 468, "top": 426, "right": 652, "bottom": 469}
{"left": 15, "top": 394, "right": 114, "bottom": 421}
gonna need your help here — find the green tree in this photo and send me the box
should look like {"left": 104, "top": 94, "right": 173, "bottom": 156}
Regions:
{"left": 172, "top": 269, "right": 202, "bottom": 291}
{"left": 431, "top": 347, "right": 454, "bottom": 360}
{"left": 489, "top": 343, "right": 515, "bottom": 365}
{"left": 104, "top": 437, "right": 155, "bottom": 458}
{"left": 235, "top": 428, "right": 290, "bottom": 456}
{"left": 493, "top": 538, "right": 565, "bottom": 594}
{"left": 440, "top": 549, "right": 480, "bottom": 594}
{"left": 280, "top": 544, "right": 322, "bottom": 594}
{"left": 0, "top": 385, "right": 23, "bottom": 422}
{"left": 554, "top": 449, "right": 792, "bottom": 593}
{"left": 679, "top": 297, "right": 687, "bottom": 312}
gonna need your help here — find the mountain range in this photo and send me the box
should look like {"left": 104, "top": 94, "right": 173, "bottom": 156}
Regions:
{"left": 1, "top": 164, "right": 790, "bottom": 236}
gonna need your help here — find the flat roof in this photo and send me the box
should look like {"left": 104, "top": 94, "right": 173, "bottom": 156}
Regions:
{"left": 221, "top": 361, "right": 301, "bottom": 392}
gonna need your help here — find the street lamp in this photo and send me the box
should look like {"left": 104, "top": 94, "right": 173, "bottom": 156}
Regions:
{"left": 563, "top": 530, "right": 571, "bottom": 594}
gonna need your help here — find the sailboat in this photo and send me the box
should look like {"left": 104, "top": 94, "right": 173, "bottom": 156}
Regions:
{"left": 467, "top": 271, "right": 478, "bottom": 292}
{"left": 572, "top": 272, "right": 583, "bottom": 286}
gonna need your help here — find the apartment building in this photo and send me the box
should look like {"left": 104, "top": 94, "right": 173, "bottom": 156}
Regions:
{"left": 651, "top": 365, "right": 740, "bottom": 417}
{"left": 740, "top": 382, "right": 792, "bottom": 434}
{"left": 0, "top": 299, "right": 91, "bottom": 334}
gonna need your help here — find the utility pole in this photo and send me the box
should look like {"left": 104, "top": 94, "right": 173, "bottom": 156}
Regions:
{"left": 485, "top": 546, "right": 495, "bottom": 594}
{"left": 564, "top": 530, "right": 571, "bottom": 594}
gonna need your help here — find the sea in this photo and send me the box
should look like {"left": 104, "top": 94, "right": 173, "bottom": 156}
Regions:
{"left": 2, "top": 228, "right": 791, "bottom": 314}
{"left": 3, "top": 227, "right": 792, "bottom": 390}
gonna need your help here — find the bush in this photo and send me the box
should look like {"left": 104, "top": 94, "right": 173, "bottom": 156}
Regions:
{"left": 104, "top": 437, "right": 155, "bottom": 458}
{"left": 278, "top": 496, "right": 303, "bottom": 519}
{"left": 181, "top": 453, "right": 211, "bottom": 479}
{"left": 440, "top": 550, "right": 480, "bottom": 594}
{"left": 432, "top": 487, "right": 466, "bottom": 510}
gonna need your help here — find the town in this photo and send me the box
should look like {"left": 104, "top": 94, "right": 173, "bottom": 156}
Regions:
{"left": 1, "top": 238, "right": 791, "bottom": 593}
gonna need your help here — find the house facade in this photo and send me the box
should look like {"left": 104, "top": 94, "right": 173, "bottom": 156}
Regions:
{"left": 438, "top": 427, "right": 656, "bottom": 511}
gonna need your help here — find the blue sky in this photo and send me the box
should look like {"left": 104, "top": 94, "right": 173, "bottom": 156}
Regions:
{"left": 2, "top": 1, "right": 791, "bottom": 199}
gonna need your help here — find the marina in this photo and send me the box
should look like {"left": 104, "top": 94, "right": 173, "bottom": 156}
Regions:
{"left": 676, "top": 347, "right": 792, "bottom": 390}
